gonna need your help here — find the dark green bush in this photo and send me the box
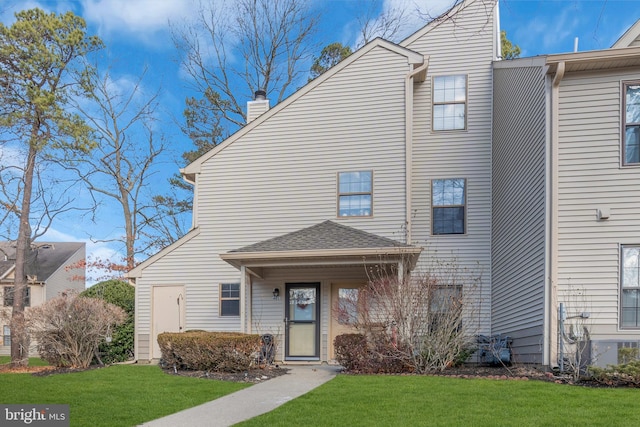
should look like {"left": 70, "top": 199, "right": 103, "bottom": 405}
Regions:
{"left": 334, "top": 333, "right": 411, "bottom": 374}
{"left": 80, "top": 280, "right": 134, "bottom": 364}
{"left": 158, "top": 331, "right": 261, "bottom": 372}
{"left": 589, "top": 360, "right": 640, "bottom": 387}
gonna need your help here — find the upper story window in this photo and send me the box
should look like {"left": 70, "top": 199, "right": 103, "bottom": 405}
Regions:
{"left": 3, "top": 286, "right": 30, "bottom": 307}
{"left": 623, "top": 81, "right": 640, "bottom": 165}
{"left": 220, "top": 283, "right": 240, "bottom": 317}
{"left": 621, "top": 246, "right": 640, "bottom": 328}
{"left": 433, "top": 75, "right": 467, "bottom": 131}
{"left": 432, "top": 178, "right": 466, "bottom": 235}
{"left": 338, "top": 171, "right": 372, "bottom": 217}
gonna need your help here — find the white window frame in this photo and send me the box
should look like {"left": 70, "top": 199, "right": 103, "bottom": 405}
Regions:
{"left": 621, "top": 246, "right": 640, "bottom": 329}
{"left": 431, "top": 178, "right": 466, "bottom": 235}
{"left": 432, "top": 75, "right": 467, "bottom": 131}
{"left": 623, "top": 81, "right": 640, "bottom": 166}
{"left": 337, "top": 171, "right": 373, "bottom": 217}
{"left": 219, "top": 283, "right": 240, "bottom": 317}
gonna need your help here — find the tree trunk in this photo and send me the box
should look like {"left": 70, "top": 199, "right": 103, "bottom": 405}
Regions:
{"left": 10, "top": 142, "right": 37, "bottom": 368}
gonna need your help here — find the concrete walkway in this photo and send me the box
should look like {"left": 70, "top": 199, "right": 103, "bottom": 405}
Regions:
{"left": 139, "top": 365, "right": 339, "bottom": 427}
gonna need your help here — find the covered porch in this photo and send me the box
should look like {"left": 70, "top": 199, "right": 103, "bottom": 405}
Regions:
{"left": 221, "top": 221, "right": 421, "bottom": 363}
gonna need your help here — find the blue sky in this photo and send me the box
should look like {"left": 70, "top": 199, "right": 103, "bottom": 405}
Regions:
{"left": 1, "top": 0, "right": 639, "bottom": 284}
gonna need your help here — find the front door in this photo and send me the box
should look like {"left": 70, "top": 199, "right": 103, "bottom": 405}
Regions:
{"left": 285, "top": 283, "right": 320, "bottom": 360}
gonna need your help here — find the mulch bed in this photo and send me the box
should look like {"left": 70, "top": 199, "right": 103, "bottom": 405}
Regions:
{"left": 164, "top": 364, "right": 289, "bottom": 383}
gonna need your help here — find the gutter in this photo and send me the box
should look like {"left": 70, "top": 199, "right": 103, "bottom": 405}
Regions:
{"left": 405, "top": 56, "right": 429, "bottom": 244}
{"left": 547, "top": 60, "right": 565, "bottom": 367}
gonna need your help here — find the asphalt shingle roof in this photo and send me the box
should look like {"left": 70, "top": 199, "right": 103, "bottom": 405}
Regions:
{"left": 229, "top": 220, "right": 411, "bottom": 253}
{"left": 0, "top": 242, "right": 84, "bottom": 282}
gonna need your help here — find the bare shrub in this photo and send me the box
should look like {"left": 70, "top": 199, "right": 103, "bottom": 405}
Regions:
{"left": 27, "top": 292, "right": 126, "bottom": 368}
{"left": 335, "top": 256, "right": 481, "bottom": 373}
{"left": 558, "top": 285, "right": 592, "bottom": 381}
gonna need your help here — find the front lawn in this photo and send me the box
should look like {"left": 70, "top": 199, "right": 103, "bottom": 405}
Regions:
{"left": 239, "top": 375, "right": 640, "bottom": 426}
{"left": 0, "top": 364, "right": 248, "bottom": 426}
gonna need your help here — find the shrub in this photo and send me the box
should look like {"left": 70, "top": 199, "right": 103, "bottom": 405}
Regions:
{"left": 334, "top": 333, "right": 411, "bottom": 374}
{"left": 80, "top": 280, "right": 135, "bottom": 364}
{"left": 158, "top": 331, "right": 261, "bottom": 372}
{"left": 589, "top": 361, "right": 640, "bottom": 387}
{"left": 335, "top": 255, "right": 480, "bottom": 373}
{"left": 28, "top": 292, "right": 126, "bottom": 368}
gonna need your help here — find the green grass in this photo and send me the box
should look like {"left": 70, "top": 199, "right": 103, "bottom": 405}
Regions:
{"left": 0, "top": 364, "right": 248, "bottom": 426}
{"left": 0, "top": 356, "right": 50, "bottom": 366}
{"left": 239, "top": 375, "right": 640, "bottom": 427}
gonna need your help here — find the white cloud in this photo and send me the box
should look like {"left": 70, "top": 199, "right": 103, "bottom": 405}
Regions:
{"left": 80, "top": 0, "right": 196, "bottom": 41}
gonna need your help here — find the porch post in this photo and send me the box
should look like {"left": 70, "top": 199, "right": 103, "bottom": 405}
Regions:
{"left": 397, "top": 261, "right": 405, "bottom": 283}
{"left": 240, "top": 265, "right": 247, "bottom": 333}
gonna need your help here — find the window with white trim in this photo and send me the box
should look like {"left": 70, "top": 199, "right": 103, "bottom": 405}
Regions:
{"left": 433, "top": 75, "right": 467, "bottom": 131}
{"left": 3, "top": 286, "right": 30, "bottom": 307}
{"left": 338, "top": 171, "right": 372, "bottom": 217}
{"left": 220, "top": 283, "right": 240, "bottom": 317}
{"left": 3, "top": 325, "right": 9, "bottom": 346}
{"left": 623, "top": 81, "right": 640, "bottom": 165}
{"left": 431, "top": 178, "right": 466, "bottom": 235}
{"left": 621, "top": 246, "right": 640, "bottom": 328}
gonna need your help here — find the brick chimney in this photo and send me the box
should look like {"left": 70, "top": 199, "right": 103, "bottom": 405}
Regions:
{"left": 247, "top": 90, "right": 270, "bottom": 123}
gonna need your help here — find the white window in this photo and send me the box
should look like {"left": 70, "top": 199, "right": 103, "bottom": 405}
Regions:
{"left": 220, "top": 283, "right": 240, "bottom": 317}
{"left": 621, "top": 246, "right": 640, "bottom": 328}
{"left": 3, "top": 286, "right": 30, "bottom": 307}
{"left": 623, "top": 81, "right": 640, "bottom": 165}
{"left": 338, "top": 171, "right": 372, "bottom": 217}
{"left": 433, "top": 75, "right": 467, "bottom": 131}
{"left": 3, "top": 325, "right": 9, "bottom": 346}
{"left": 432, "top": 178, "right": 466, "bottom": 235}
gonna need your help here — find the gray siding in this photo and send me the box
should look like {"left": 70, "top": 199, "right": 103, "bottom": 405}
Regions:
{"left": 491, "top": 62, "right": 548, "bottom": 363}
{"left": 404, "top": 0, "right": 497, "bottom": 335}
{"left": 556, "top": 69, "right": 640, "bottom": 342}
{"left": 45, "top": 245, "right": 86, "bottom": 299}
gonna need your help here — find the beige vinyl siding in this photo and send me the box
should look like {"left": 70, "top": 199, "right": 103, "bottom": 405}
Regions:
{"left": 404, "top": 0, "right": 496, "bottom": 335}
{"left": 133, "top": 44, "right": 412, "bottom": 360}
{"left": 491, "top": 62, "right": 548, "bottom": 363}
{"left": 556, "top": 69, "right": 640, "bottom": 340}
{"left": 249, "top": 266, "right": 368, "bottom": 362}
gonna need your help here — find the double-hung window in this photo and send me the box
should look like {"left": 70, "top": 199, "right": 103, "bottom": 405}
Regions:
{"left": 621, "top": 246, "right": 640, "bottom": 328}
{"left": 338, "top": 171, "right": 372, "bottom": 217}
{"left": 3, "top": 325, "right": 9, "bottom": 346}
{"left": 220, "top": 283, "right": 240, "bottom": 317}
{"left": 433, "top": 75, "right": 467, "bottom": 131}
{"left": 432, "top": 178, "right": 466, "bottom": 235}
{"left": 3, "top": 286, "right": 30, "bottom": 307}
{"left": 623, "top": 81, "right": 640, "bottom": 165}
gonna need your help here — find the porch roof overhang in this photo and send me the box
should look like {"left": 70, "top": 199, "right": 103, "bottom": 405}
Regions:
{"left": 220, "top": 220, "right": 422, "bottom": 276}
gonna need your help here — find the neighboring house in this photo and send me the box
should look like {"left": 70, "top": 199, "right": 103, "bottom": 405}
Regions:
{"left": 0, "top": 242, "right": 86, "bottom": 355}
{"left": 129, "top": 0, "right": 640, "bottom": 368}
{"left": 493, "top": 29, "right": 640, "bottom": 366}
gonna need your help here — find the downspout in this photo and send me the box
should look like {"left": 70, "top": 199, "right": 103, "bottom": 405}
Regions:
{"left": 547, "top": 61, "right": 565, "bottom": 367}
{"left": 405, "top": 57, "right": 429, "bottom": 244}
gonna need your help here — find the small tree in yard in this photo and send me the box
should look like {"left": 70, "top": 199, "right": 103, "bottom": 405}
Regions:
{"left": 28, "top": 292, "right": 126, "bottom": 369}
{"left": 335, "top": 256, "right": 481, "bottom": 373}
{"left": 80, "top": 280, "right": 134, "bottom": 364}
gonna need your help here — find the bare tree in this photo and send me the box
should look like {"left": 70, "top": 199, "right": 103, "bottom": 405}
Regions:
{"left": 71, "top": 69, "right": 166, "bottom": 270}
{"left": 355, "top": 0, "right": 412, "bottom": 47}
{"left": 173, "top": 0, "right": 319, "bottom": 130}
{"left": 0, "top": 9, "right": 103, "bottom": 367}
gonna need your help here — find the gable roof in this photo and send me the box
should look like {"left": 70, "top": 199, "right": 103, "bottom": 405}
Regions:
{"left": 220, "top": 221, "right": 422, "bottom": 270}
{"left": 0, "top": 242, "right": 84, "bottom": 283}
{"left": 230, "top": 220, "right": 411, "bottom": 253}
{"left": 181, "top": 38, "right": 424, "bottom": 180}
{"left": 612, "top": 19, "right": 640, "bottom": 48}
